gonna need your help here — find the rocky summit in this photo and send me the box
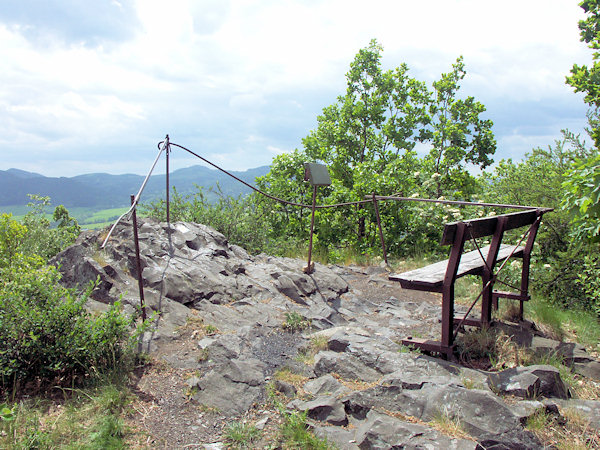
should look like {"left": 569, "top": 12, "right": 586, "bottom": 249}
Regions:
{"left": 52, "top": 218, "right": 600, "bottom": 448}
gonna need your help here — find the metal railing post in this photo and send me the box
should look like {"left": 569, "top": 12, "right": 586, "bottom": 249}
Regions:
{"left": 166, "top": 140, "right": 170, "bottom": 224}
{"left": 372, "top": 192, "right": 388, "bottom": 265}
{"left": 304, "top": 185, "right": 318, "bottom": 274}
{"left": 131, "top": 194, "right": 147, "bottom": 321}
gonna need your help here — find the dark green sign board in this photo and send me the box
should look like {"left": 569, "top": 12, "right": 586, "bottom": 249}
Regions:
{"left": 303, "top": 163, "right": 332, "bottom": 186}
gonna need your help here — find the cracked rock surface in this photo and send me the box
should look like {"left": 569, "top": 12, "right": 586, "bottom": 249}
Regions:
{"left": 52, "top": 219, "right": 600, "bottom": 448}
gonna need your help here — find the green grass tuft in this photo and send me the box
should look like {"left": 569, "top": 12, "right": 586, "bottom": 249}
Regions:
{"left": 223, "top": 421, "right": 262, "bottom": 448}
{"left": 280, "top": 410, "right": 332, "bottom": 450}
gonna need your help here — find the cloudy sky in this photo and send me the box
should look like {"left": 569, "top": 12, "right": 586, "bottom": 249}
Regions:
{"left": 0, "top": 0, "right": 593, "bottom": 177}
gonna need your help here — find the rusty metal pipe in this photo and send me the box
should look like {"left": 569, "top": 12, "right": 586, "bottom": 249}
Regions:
{"left": 101, "top": 135, "right": 169, "bottom": 248}
{"left": 131, "top": 194, "right": 147, "bottom": 321}
{"left": 366, "top": 195, "right": 553, "bottom": 212}
{"left": 304, "top": 185, "right": 318, "bottom": 274}
{"left": 372, "top": 192, "right": 388, "bottom": 265}
{"left": 166, "top": 141, "right": 170, "bottom": 224}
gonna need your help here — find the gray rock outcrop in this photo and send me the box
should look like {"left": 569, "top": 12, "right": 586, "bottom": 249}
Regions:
{"left": 51, "top": 219, "right": 600, "bottom": 448}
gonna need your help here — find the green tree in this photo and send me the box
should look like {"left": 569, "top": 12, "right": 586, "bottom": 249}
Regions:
{"left": 567, "top": 0, "right": 600, "bottom": 146}
{"left": 562, "top": 151, "right": 600, "bottom": 242}
{"left": 424, "top": 56, "right": 496, "bottom": 198}
{"left": 259, "top": 41, "right": 495, "bottom": 257}
{"left": 299, "top": 40, "right": 430, "bottom": 242}
{"left": 564, "top": 1, "right": 600, "bottom": 243}
{"left": 19, "top": 195, "right": 80, "bottom": 260}
{"left": 482, "top": 132, "right": 588, "bottom": 256}
{"left": 0, "top": 214, "right": 27, "bottom": 270}
{"left": 258, "top": 40, "right": 431, "bottom": 252}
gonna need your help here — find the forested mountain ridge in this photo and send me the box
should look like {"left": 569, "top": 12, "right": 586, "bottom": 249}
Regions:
{"left": 0, "top": 164, "right": 270, "bottom": 208}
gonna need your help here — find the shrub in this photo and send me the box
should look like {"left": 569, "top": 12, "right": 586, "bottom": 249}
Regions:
{"left": 142, "top": 185, "right": 273, "bottom": 255}
{"left": 19, "top": 195, "right": 80, "bottom": 261}
{"left": 577, "top": 254, "right": 600, "bottom": 315}
{"left": 0, "top": 254, "right": 133, "bottom": 396}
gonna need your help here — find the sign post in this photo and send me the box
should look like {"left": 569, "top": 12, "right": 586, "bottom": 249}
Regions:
{"left": 303, "top": 163, "right": 331, "bottom": 274}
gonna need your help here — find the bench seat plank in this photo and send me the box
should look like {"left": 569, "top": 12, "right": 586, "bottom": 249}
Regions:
{"left": 389, "top": 244, "right": 524, "bottom": 291}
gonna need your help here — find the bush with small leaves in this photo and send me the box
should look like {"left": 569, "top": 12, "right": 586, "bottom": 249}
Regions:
{"left": 0, "top": 212, "right": 136, "bottom": 396}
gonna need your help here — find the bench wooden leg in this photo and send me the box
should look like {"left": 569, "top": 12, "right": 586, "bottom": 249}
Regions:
{"left": 481, "top": 274, "right": 493, "bottom": 326}
{"left": 441, "top": 282, "right": 455, "bottom": 350}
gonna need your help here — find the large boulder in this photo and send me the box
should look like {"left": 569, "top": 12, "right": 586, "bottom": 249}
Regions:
{"left": 52, "top": 219, "right": 349, "bottom": 340}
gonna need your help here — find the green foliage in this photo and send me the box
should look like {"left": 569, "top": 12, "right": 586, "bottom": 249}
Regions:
{"left": 562, "top": 150, "right": 600, "bottom": 242}
{"left": 576, "top": 254, "right": 600, "bottom": 315}
{"left": 567, "top": 0, "right": 600, "bottom": 147}
{"left": 142, "top": 185, "right": 277, "bottom": 255}
{"left": 481, "top": 134, "right": 600, "bottom": 315}
{"left": 282, "top": 311, "right": 311, "bottom": 332}
{"left": 0, "top": 213, "right": 27, "bottom": 269}
{"left": 527, "top": 296, "right": 566, "bottom": 340}
{"left": 424, "top": 56, "right": 495, "bottom": 198}
{"left": 258, "top": 40, "right": 495, "bottom": 258}
{"left": 19, "top": 195, "right": 81, "bottom": 261}
{"left": 526, "top": 409, "right": 551, "bottom": 433}
{"left": 482, "top": 133, "right": 586, "bottom": 254}
{"left": 0, "top": 268, "right": 133, "bottom": 395}
{"left": 0, "top": 212, "right": 138, "bottom": 397}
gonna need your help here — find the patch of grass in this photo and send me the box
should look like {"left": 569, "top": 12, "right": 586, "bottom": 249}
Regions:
{"left": 457, "top": 326, "right": 599, "bottom": 400}
{"left": 332, "top": 373, "right": 379, "bottom": 392}
{"left": 223, "top": 421, "right": 262, "bottom": 448}
{"left": 390, "top": 254, "right": 434, "bottom": 274}
{"left": 455, "top": 326, "right": 499, "bottom": 366}
{"left": 526, "top": 407, "right": 600, "bottom": 449}
{"left": 399, "top": 343, "right": 423, "bottom": 354}
{"left": 459, "top": 370, "right": 483, "bottom": 390}
{"left": 264, "top": 384, "right": 333, "bottom": 449}
{"left": 495, "top": 301, "right": 523, "bottom": 323}
{"left": 204, "top": 324, "right": 219, "bottom": 335}
{"left": 296, "top": 335, "right": 328, "bottom": 365}
{"left": 454, "top": 275, "right": 482, "bottom": 306}
{"left": 429, "top": 407, "right": 471, "bottom": 440}
{"left": 528, "top": 298, "right": 565, "bottom": 341}
{"left": 273, "top": 368, "right": 309, "bottom": 390}
{"left": 526, "top": 409, "right": 551, "bottom": 433}
{"left": 197, "top": 347, "right": 209, "bottom": 362}
{"left": 456, "top": 327, "right": 532, "bottom": 370}
{"left": 279, "top": 410, "right": 332, "bottom": 450}
{"left": 456, "top": 326, "right": 542, "bottom": 370}
{"left": 567, "top": 311, "right": 600, "bottom": 353}
{"left": 282, "top": 311, "right": 311, "bottom": 332}
{"left": 92, "top": 249, "right": 109, "bottom": 267}
{"left": 526, "top": 295, "right": 600, "bottom": 355}
{"left": 568, "top": 374, "right": 600, "bottom": 400}
{"left": 196, "top": 404, "right": 221, "bottom": 414}
{"left": 178, "top": 313, "right": 219, "bottom": 338}
{"left": 0, "top": 381, "right": 139, "bottom": 449}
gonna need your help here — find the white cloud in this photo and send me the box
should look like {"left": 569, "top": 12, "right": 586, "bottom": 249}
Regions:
{"left": 266, "top": 145, "right": 288, "bottom": 155}
{"left": 0, "top": 0, "right": 594, "bottom": 177}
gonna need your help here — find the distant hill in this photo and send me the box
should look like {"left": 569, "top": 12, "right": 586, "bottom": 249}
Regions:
{"left": 0, "top": 165, "right": 271, "bottom": 208}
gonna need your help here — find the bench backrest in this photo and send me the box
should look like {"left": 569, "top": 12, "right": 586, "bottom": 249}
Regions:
{"left": 441, "top": 209, "right": 546, "bottom": 246}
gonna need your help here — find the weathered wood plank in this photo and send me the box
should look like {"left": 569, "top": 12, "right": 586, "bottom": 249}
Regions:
{"left": 389, "top": 244, "right": 524, "bottom": 290}
{"left": 441, "top": 209, "right": 539, "bottom": 245}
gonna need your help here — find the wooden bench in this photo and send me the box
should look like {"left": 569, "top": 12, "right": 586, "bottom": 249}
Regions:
{"left": 389, "top": 208, "right": 551, "bottom": 357}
